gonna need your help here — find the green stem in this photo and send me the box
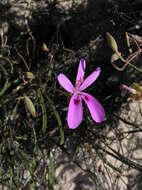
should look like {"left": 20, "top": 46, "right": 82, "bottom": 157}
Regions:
{"left": 129, "top": 63, "right": 142, "bottom": 73}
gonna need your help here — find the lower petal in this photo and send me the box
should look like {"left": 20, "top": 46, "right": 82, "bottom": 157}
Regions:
{"left": 81, "top": 92, "right": 105, "bottom": 123}
{"left": 67, "top": 95, "right": 83, "bottom": 129}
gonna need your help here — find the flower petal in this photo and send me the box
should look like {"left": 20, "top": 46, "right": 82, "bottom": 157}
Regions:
{"left": 81, "top": 92, "right": 105, "bottom": 123}
{"left": 58, "top": 74, "right": 75, "bottom": 93}
{"left": 67, "top": 94, "right": 83, "bottom": 129}
{"left": 79, "top": 67, "right": 101, "bottom": 91}
{"left": 76, "top": 59, "right": 86, "bottom": 87}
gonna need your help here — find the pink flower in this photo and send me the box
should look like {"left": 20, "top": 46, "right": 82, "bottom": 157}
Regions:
{"left": 58, "top": 59, "right": 105, "bottom": 129}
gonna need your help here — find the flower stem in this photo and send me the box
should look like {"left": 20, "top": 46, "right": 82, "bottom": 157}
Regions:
{"left": 129, "top": 63, "right": 142, "bottom": 73}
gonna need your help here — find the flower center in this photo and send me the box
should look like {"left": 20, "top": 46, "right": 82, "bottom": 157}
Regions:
{"left": 76, "top": 78, "right": 84, "bottom": 89}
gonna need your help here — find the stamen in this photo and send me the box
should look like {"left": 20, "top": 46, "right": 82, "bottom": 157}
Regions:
{"left": 76, "top": 78, "right": 84, "bottom": 88}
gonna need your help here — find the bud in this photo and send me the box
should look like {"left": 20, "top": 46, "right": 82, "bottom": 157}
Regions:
{"left": 24, "top": 95, "right": 36, "bottom": 117}
{"left": 120, "top": 84, "right": 137, "bottom": 94}
{"left": 106, "top": 32, "right": 118, "bottom": 52}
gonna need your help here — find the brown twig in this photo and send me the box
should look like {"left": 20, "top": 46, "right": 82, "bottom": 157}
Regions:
{"left": 111, "top": 33, "right": 142, "bottom": 73}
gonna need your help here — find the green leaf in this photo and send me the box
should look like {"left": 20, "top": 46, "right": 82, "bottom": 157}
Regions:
{"left": 0, "top": 63, "right": 8, "bottom": 75}
{"left": 48, "top": 153, "right": 55, "bottom": 189}
{"left": 12, "top": 98, "right": 21, "bottom": 120}
{"left": 106, "top": 32, "right": 118, "bottom": 52}
{"left": 9, "top": 167, "right": 14, "bottom": 188}
{"left": 46, "top": 95, "right": 64, "bottom": 145}
{"left": 111, "top": 53, "right": 120, "bottom": 63}
{"left": 0, "top": 79, "right": 11, "bottom": 97}
{"left": 38, "top": 89, "right": 47, "bottom": 134}
{"left": 24, "top": 95, "right": 36, "bottom": 118}
{"left": 0, "top": 57, "right": 14, "bottom": 74}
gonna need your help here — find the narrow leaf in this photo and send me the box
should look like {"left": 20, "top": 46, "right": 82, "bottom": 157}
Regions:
{"left": 24, "top": 95, "right": 36, "bottom": 117}
{"left": 46, "top": 95, "right": 64, "bottom": 145}
{"left": 0, "top": 79, "right": 11, "bottom": 97}
{"left": 48, "top": 153, "right": 55, "bottom": 189}
{"left": 38, "top": 89, "right": 47, "bottom": 134}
